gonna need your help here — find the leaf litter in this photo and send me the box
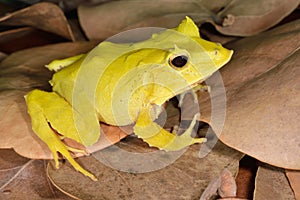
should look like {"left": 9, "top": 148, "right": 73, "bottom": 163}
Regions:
{"left": 199, "top": 19, "right": 300, "bottom": 170}
{"left": 0, "top": 41, "right": 130, "bottom": 160}
{"left": 78, "top": 0, "right": 300, "bottom": 39}
{"left": 0, "top": 149, "right": 72, "bottom": 200}
{"left": 0, "top": 0, "right": 299, "bottom": 199}
{"left": 0, "top": 2, "right": 75, "bottom": 41}
{"left": 47, "top": 135, "right": 243, "bottom": 200}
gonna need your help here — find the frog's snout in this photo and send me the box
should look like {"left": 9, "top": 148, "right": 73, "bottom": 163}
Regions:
{"left": 213, "top": 44, "right": 233, "bottom": 69}
{"left": 196, "top": 38, "right": 233, "bottom": 69}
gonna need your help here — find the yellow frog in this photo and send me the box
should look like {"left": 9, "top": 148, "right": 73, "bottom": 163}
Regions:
{"left": 25, "top": 17, "right": 233, "bottom": 180}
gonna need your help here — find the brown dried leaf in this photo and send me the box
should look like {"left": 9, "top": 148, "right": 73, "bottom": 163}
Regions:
{"left": 0, "top": 2, "right": 75, "bottom": 41}
{"left": 67, "top": 19, "right": 87, "bottom": 41}
{"left": 0, "top": 41, "right": 97, "bottom": 70}
{"left": 47, "top": 136, "right": 243, "bottom": 199}
{"left": 218, "top": 169, "right": 237, "bottom": 198}
{"left": 0, "top": 27, "right": 67, "bottom": 53}
{"left": 78, "top": 0, "right": 299, "bottom": 40}
{"left": 58, "top": 0, "right": 113, "bottom": 11}
{"left": 253, "top": 166, "right": 295, "bottom": 200}
{"left": 0, "top": 41, "right": 128, "bottom": 160}
{"left": 0, "top": 3, "right": 17, "bottom": 16}
{"left": 217, "top": 199, "right": 247, "bottom": 200}
{"left": 235, "top": 156, "right": 258, "bottom": 199}
{"left": 0, "top": 51, "right": 6, "bottom": 62}
{"left": 199, "top": 27, "right": 239, "bottom": 45}
{"left": 199, "top": 19, "right": 300, "bottom": 170}
{"left": 200, "top": 176, "right": 221, "bottom": 200}
{"left": 210, "top": 0, "right": 300, "bottom": 36}
{"left": 78, "top": 0, "right": 231, "bottom": 40}
{"left": 200, "top": 168, "right": 237, "bottom": 200}
{"left": 286, "top": 170, "right": 300, "bottom": 199}
{"left": 0, "top": 149, "right": 70, "bottom": 199}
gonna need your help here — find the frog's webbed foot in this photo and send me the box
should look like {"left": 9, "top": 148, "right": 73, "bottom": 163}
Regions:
{"left": 25, "top": 89, "right": 97, "bottom": 181}
{"left": 133, "top": 108, "right": 206, "bottom": 151}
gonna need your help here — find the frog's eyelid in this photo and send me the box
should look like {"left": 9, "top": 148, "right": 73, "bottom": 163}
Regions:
{"left": 170, "top": 44, "right": 190, "bottom": 56}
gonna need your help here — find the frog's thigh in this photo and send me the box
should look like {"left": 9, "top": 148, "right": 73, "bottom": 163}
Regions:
{"left": 133, "top": 108, "right": 206, "bottom": 151}
{"left": 26, "top": 89, "right": 83, "bottom": 142}
{"left": 25, "top": 89, "right": 97, "bottom": 180}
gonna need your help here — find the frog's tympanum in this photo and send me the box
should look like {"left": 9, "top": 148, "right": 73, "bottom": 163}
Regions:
{"left": 25, "top": 17, "right": 233, "bottom": 180}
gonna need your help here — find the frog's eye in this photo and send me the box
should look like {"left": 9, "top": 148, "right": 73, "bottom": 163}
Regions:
{"left": 169, "top": 55, "right": 188, "bottom": 68}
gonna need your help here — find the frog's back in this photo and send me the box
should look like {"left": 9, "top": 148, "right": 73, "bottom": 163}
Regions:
{"left": 49, "top": 42, "right": 135, "bottom": 104}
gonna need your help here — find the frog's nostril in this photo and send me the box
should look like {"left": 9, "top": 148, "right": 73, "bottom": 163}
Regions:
{"left": 214, "top": 49, "right": 219, "bottom": 56}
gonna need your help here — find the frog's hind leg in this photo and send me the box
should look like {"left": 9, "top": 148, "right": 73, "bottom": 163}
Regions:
{"left": 133, "top": 108, "right": 206, "bottom": 151}
{"left": 25, "top": 89, "right": 97, "bottom": 180}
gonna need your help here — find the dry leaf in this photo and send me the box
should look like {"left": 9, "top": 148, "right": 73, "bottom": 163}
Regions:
{"left": 0, "top": 27, "right": 67, "bottom": 53}
{"left": 0, "top": 3, "right": 18, "bottom": 16}
{"left": 253, "top": 165, "right": 295, "bottom": 200}
{"left": 47, "top": 136, "right": 243, "bottom": 199}
{"left": 58, "top": 0, "right": 112, "bottom": 11}
{"left": 78, "top": 0, "right": 231, "bottom": 40}
{"left": 0, "top": 41, "right": 129, "bottom": 160}
{"left": 218, "top": 169, "right": 237, "bottom": 198}
{"left": 199, "top": 19, "right": 300, "bottom": 170}
{"left": 0, "top": 51, "right": 6, "bottom": 62}
{"left": 217, "top": 198, "right": 247, "bottom": 200}
{"left": 286, "top": 170, "right": 300, "bottom": 199}
{"left": 67, "top": 19, "right": 87, "bottom": 41}
{"left": 200, "top": 176, "right": 221, "bottom": 200}
{"left": 199, "top": 26, "right": 238, "bottom": 45}
{"left": 217, "top": 199, "right": 246, "bottom": 200}
{"left": 235, "top": 156, "right": 258, "bottom": 199}
{"left": 0, "top": 41, "right": 97, "bottom": 70}
{"left": 0, "top": 149, "right": 71, "bottom": 200}
{"left": 78, "top": 0, "right": 299, "bottom": 40}
{"left": 0, "top": 2, "right": 75, "bottom": 41}
{"left": 210, "top": 0, "right": 300, "bottom": 36}
{"left": 200, "top": 168, "right": 237, "bottom": 200}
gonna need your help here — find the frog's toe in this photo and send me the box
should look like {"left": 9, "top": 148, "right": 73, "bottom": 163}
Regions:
{"left": 191, "top": 137, "right": 207, "bottom": 144}
{"left": 66, "top": 146, "right": 88, "bottom": 154}
{"left": 48, "top": 136, "right": 97, "bottom": 181}
{"left": 51, "top": 148, "right": 60, "bottom": 169}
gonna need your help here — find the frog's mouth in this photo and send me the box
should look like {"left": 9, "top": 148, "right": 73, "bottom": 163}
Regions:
{"left": 152, "top": 80, "right": 203, "bottom": 107}
{"left": 148, "top": 78, "right": 205, "bottom": 107}
{"left": 173, "top": 79, "right": 204, "bottom": 96}
{"left": 151, "top": 80, "right": 204, "bottom": 121}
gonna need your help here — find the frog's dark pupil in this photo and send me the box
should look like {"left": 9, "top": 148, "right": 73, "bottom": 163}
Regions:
{"left": 171, "top": 55, "right": 188, "bottom": 68}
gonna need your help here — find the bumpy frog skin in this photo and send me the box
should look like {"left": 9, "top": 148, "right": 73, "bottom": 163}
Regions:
{"left": 25, "top": 17, "right": 233, "bottom": 180}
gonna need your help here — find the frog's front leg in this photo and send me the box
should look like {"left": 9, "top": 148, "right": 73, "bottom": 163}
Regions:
{"left": 25, "top": 89, "right": 97, "bottom": 181}
{"left": 133, "top": 107, "right": 206, "bottom": 151}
